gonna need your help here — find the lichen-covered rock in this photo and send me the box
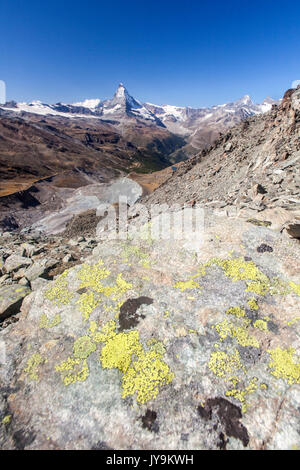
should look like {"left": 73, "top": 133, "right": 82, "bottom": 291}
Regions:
{"left": 0, "top": 214, "right": 300, "bottom": 450}
{"left": 0, "top": 284, "right": 31, "bottom": 320}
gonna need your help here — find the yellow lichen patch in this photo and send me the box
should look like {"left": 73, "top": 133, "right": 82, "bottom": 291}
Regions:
{"left": 188, "top": 328, "right": 198, "bottom": 335}
{"left": 174, "top": 279, "right": 201, "bottom": 292}
{"left": 1, "top": 415, "right": 12, "bottom": 425}
{"left": 92, "top": 319, "right": 117, "bottom": 343}
{"left": 248, "top": 298, "right": 259, "bottom": 311}
{"left": 174, "top": 266, "right": 206, "bottom": 293}
{"left": 146, "top": 339, "right": 166, "bottom": 355}
{"left": 45, "top": 270, "right": 73, "bottom": 306}
{"left": 122, "top": 244, "right": 151, "bottom": 268}
{"left": 77, "top": 263, "right": 132, "bottom": 321}
{"left": 122, "top": 349, "right": 174, "bottom": 404}
{"left": 225, "top": 377, "right": 258, "bottom": 413}
{"left": 290, "top": 281, "right": 300, "bottom": 297}
{"left": 260, "top": 383, "right": 268, "bottom": 390}
{"left": 208, "top": 349, "right": 244, "bottom": 378}
{"left": 55, "top": 357, "right": 89, "bottom": 386}
{"left": 98, "top": 320, "right": 173, "bottom": 404}
{"left": 73, "top": 335, "right": 97, "bottom": 359}
{"left": 24, "top": 353, "right": 45, "bottom": 382}
{"left": 226, "top": 306, "right": 246, "bottom": 318}
{"left": 77, "top": 291, "right": 101, "bottom": 321}
{"left": 39, "top": 313, "right": 61, "bottom": 329}
{"left": 246, "top": 280, "right": 269, "bottom": 296}
{"left": 191, "top": 266, "right": 206, "bottom": 278}
{"left": 208, "top": 257, "right": 266, "bottom": 282}
{"left": 268, "top": 277, "right": 290, "bottom": 296}
{"left": 287, "top": 317, "right": 300, "bottom": 327}
{"left": 231, "top": 326, "right": 260, "bottom": 348}
{"left": 267, "top": 347, "right": 300, "bottom": 385}
{"left": 77, "top": 260, "right": 110, "bottom": 292}
{"left": 112, "top": 274, "right": 133, "bottom": 298}
{"left": 206, "top": 257, "right": 270, "bottom": 296}
{"left": 100, "top": 330, "right": 143, "bottom": 373}
{"left": 253, "top": 320, "right": 268, "bottom": 331}
{"left": 215, "top": 319, "right": 232, "bottom": 341}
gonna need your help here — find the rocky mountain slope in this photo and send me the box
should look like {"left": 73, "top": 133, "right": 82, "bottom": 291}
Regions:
{"left": 142, "top": 86, "right": 300, "bottom": 233}
{"left": 145, "top": 95, "right": 277, "bottom": 151}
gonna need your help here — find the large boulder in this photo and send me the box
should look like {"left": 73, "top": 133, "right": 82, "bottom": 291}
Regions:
{"left": 0, "top": 214, "right": 300, "bottom": 450}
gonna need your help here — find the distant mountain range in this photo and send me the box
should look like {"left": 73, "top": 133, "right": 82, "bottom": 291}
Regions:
{"left": 1, "top": 83, "right": 278, "bottom": 152}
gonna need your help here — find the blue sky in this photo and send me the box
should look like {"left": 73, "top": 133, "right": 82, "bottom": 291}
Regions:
{"left": 1, "top": 0, "right": 300, "bottom": 107}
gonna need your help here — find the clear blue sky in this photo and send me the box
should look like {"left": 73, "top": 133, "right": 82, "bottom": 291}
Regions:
{"left": 1, "top": 0, "right": 300, "bottom": 107}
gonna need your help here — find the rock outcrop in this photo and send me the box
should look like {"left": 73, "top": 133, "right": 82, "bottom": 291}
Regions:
{"left": 0, "top": 213, "right": 300, "bottom": 450}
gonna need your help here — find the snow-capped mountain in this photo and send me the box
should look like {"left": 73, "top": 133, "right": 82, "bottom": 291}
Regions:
{"left": 144, "top": 95, "right": 278, "bottom": 148}
{"left": 0, "top": 84, "right": 163, "bottom": 125}
{"left": 0, "top": 84, "right": 278, "bottom": 151}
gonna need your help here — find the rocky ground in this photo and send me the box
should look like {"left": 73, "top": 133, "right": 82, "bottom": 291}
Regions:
{"left": 0, "top": 212, "right": 300, "bottom": 450}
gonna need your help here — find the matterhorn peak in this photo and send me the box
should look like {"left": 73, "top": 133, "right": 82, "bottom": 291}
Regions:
{"left": 235, "top": 94, "right": 253, "bottom": 106}
{"left": 109, "top": 83, "right": 141, "bottom": 110}
{"left": 115, "top": 82, "right": 126, "bottom": 96}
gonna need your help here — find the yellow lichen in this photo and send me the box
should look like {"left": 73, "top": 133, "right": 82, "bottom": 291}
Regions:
{"left": 39, "top": 313, "right": 61, "bottom": 329}
{"left": 1, "top": 415, "right": 12, "bottom": 425}
{"left": 76, "top": 262, "right": 132, "bottom": 320}
{"left": 77, "top": 260, "right": 110, "bottom": 292}
{"left": 215, "top": 319, "right": 232, "bottom": 341}
{"left": 98, "top": 320, "right": 173, "bottom": 403}
{"left": 206, "top": 257, "right": 270, "bottom": 296}
{"left": 231, "top": 326, "right": 260, "bottom": 348}
{"left": 55, "top": 357, "right": 89, "bottom": 386}
{"left": 122, "top": 245, "right": 151, "bottom": 268}
{"left": 122, "top": 349, "right": 174, "bottom": 404}
{"left": 73, "top": 335, "right": 97, "bottom": 359}
{"left": 208, "top": 349, "right": 244, "bottom": 378}
{"left": 77, "top": 291, "right": 101, "bottom": 321}
{"left": 248, "top": 298, "right": 259, "bottom": 311}
{"left": 260, "top": 383, "right": 268, "bottom": 390}
{"left": 269, "top": 277, "right": 290, "bottom": 296}
{"left": 24, "top": 353, "right": 45, "bottom": 382}
{"left": 253, "top": 320, "right": 268, "bottom": 331}
{"left": 267, "top": 347, "right": 300, "bottom": 385}
{"left": 92, "top": 319, "right": 117, "bottom": 343}
{"left": 287, "top": 317, "right": 300, "bottom": 327}
{"left": 174, "top": 279, "right": 201, "bottom": 292}
{"left": 45, "top": 270, "right": 73, "bottom": 306}
{"left": 290, "top": 281, "right": 300, "bottom": 297}
{"left": 100, "top": 330, "right": 143, "bottom": 373}
{"left": 225, "top": 377, "right": 258, "bottom": 413}
{"left": 226, "top": 306, "right": 246, "bottom": 318}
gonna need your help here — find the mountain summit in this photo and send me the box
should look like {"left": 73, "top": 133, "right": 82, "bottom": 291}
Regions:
{"left": 102, "top": 83, "right": 163, "bottom": 124}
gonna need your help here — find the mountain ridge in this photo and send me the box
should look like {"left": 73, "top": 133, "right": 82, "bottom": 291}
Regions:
{"left": 1, "top": 83, "right": 278, "bottom": 155}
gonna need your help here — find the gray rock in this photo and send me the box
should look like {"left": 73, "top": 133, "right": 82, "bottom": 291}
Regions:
{"left": 3, "top": 255, "right": 32, "bottom": 274}
{"left": 0, "top": 215, "right": 299, "bottom": 450}
{"left": 0, "top": 284, "right": 31, "bottom": 321}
